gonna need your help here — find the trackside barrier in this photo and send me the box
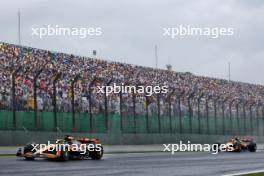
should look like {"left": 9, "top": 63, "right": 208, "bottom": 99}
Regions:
{"left": 0, "top": 111, "right": 263, "bottom": 136}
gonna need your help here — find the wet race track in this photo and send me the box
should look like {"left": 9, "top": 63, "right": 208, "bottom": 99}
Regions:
{"left": 1, "top": 151, "right": 264, "bottom": 176}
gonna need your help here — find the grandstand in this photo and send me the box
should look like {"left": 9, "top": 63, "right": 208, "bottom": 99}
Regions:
{"left": 0, "top": 42, "right": 264, "bottom": 135}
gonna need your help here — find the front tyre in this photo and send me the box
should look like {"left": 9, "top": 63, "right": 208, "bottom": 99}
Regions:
{"left": 23, "top": 143, "right": 36, "bottom": 160}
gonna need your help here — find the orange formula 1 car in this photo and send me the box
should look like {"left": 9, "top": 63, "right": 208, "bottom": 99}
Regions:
{"left": 16, "top": 135, "right": 103, "bottom": 161}
{"left": 215, "top": 136, "right": 257, "bottom": 152}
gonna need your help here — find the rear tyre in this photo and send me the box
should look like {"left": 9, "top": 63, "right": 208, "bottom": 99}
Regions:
{"left": 90, "top": 144, "right": 103, "bottom": 160}
{"left": 233, "top": 141, "right": 242, "bottom": 152}
{"left": 213, "top": 142, "right": 221, "bottom": 152}
{"left": 59, "top": 148, "right": 69, "bottom": 161}
{"left": 247, "top": 142, "right": 257, "bottom": 152}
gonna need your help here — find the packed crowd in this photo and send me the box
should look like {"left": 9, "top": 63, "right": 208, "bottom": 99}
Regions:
{"left": 0, "top": 42, "right": 263, "bottom": 117}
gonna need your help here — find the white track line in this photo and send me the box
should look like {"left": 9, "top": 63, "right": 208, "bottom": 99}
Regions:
{"left": 223, "top": 170, "right": 264, "bottom": 176}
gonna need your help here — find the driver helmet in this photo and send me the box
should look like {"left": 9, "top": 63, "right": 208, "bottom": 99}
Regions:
{"left": 64, "top": 135, "right": 74, "bottom": 141}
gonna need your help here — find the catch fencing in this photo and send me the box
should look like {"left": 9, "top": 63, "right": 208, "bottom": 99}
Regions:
{"left": 1, "top": 79, "right": 264, "bottom": 136}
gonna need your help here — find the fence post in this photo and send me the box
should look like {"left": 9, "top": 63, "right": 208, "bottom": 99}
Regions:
{"left": 33, "top": 69, "right": 42, "bottom": 130}
{"left": 205, "top": 96, "right": 211, "bottom": 134}
{"left": 235, "top": 100, "right": 242, "bottom": 135}
{"left": 88, "top": 78, "right": 97, "bottom": 133}
{"left": 187, "top": 90, "right": 196, "bottom": 134}
{"left": 52, "top": 73, "right": 61, "bottom": 131}
{"left": 11, "top": 71, "right": 16, "bottom": 129}
{"left": 249, "top": 102, "right": 255, "bottom": 135}
{"left": 187, "top": 96, "right": 192, "bottom": 133}
{"left": 262, "top": 106, "right": 264, "bottom": 136}
{"left": 213, "top": 96, "right": 220, "bottom": 134}
{"left": 177, "top": 97, "right": 181, "bottom": 133}
{"left": 197, "top": 93, "right": 204, "bottom": 134}
{"left": 222, "top": 98, "right": 228, "bottom": 135}
{"left": 71, "top": 75, "right": 79, "bottom": 132}
{"left": 145, "top": 96, "right": 150, "bottom": 133}
{"left": 133, "top": 92, "right": 136, "bottom": 134}
{"left": 229, "top": 99, "right": 235, "bottom": 135}
{"left": 168, "top": 95, "right": 172, "bottom": 134}
{"left": 168, "top": 89, "right": 175, "bottom": 134}
{"left": 178, "top": 90, "right": 184, "bottom": 133}
{"left": 104, "top": 80, "right": 112, "bottom": 132}
{"left": 104, "top": 88, "right": 108, "bottom": 131}
{"left": 242, "top": 101, "right": 248, "bottom": 135}
{"left": 256, "top": 102, "right": 261, "bottom": 136}
{"left": 221, "top": 99, "right": 224, "bottom": 134}
{"left": 157, "top": 93, "right": 161, "bottom": 133}
{"left": 88, "top": 85, "right": 93, "bottom": 133}
{"left": 11, "top": 66, "right": 22, "bottom": 130}
{"left": 119, "top": 92, "right": 123, "bottom": 132}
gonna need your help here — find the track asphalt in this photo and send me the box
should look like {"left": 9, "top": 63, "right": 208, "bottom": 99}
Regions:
{"left": 0, "top": 151, "right": 264, "bottom": 176}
